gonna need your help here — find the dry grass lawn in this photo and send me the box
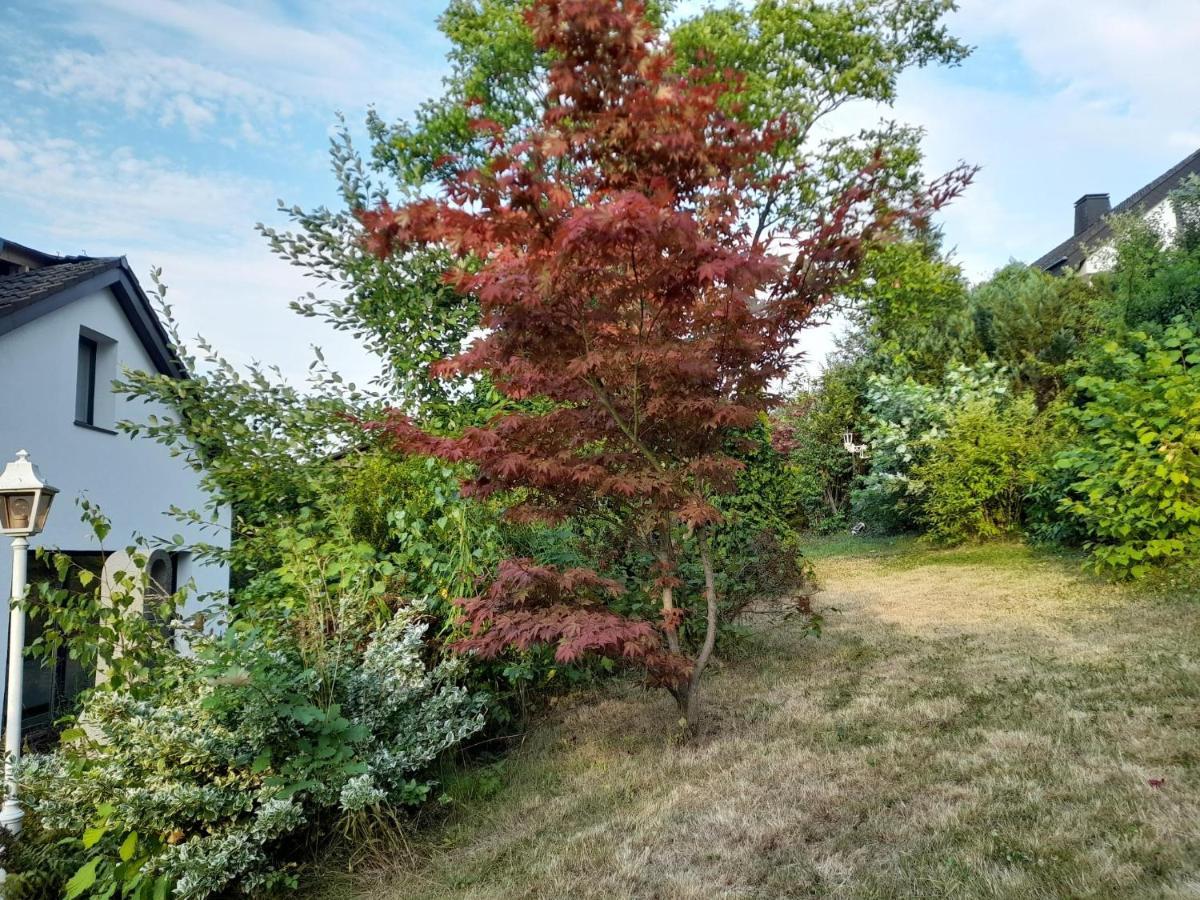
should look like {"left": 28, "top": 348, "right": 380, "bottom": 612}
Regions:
{"left": 325, "top": 539, "right": 1200, "bottom": 899}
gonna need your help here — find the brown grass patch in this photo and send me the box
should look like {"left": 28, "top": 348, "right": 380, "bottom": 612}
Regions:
{"left": 316, "top": 541, "right": 1200, "bottom": 900}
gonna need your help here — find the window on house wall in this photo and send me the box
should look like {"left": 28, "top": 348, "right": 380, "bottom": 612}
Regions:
{"left": 144, "top": 552, "right": 181, "bottom": 644}
{"left": 75, "top": 335, "right": 98, "bottom": 425}
{"left": 75, "top": 329, "right": 116, "bottom": 431}
{"left": 23, "top": 553, "right": 101, "bottom": 747}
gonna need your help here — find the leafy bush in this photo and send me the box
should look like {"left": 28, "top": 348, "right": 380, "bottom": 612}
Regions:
{"left": 1055, "top": 321, "right": 1200, "bottom": 578}
{"left": 14, "top": 526, "right": 484, "bottom": 899}
{"left": 852, "top": 362, "right": 1011, "bottom": 532}
{"left": 705, "top": 422, "right": 818, "bottom": 616}
{"left": 773, "top": 364, "right": 865, "bottom": 533}
{"left": 912, "top": 396, "right": 1037, "bottom": 543}
{"left": 969, "top": 264, "right": 1102, "bottom": 408}
{"left": 1022, "top": 403, "right": 1090, "bottom": 547}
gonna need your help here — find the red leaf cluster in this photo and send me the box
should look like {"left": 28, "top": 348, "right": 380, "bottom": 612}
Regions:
{"left": 454, "top": 558, "right": 690, "bottom": 686}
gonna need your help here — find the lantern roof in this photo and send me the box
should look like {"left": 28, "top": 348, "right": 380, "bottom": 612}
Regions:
{"left": 0, "top": 450, "right": 57, "bottom": 495}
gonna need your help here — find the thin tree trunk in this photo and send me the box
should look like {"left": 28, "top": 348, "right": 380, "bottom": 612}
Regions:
{"left": 685, "top": 534, "right": 720, "bottom": 729}
{"left": 825, "top": 486, "right": 839, "bottom": 517}
{"left": 661, "top": 584, "right": 681, "bottom": 655}
{"left": 658, "top": 528, "right": 681, "bottom": 656}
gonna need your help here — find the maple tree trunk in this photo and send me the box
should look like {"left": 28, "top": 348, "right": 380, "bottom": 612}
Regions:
{"left": 684, "top": 533, "right": 720, "bottom": 730}
{"left": 659, "top": 530, "right": 681, "bottom": 656}
{"left": 662, "top": 584, "right": 681, "bottom": 655}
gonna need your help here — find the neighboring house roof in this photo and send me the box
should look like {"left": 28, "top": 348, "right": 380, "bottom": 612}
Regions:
{"left": 0, "top": 240, "right": 187, "bottom": 379}
{"left": 1033, "top": 147, "right": 1200, "bottom": 273}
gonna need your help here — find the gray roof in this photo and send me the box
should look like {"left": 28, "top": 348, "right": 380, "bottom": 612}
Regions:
{"left": 1033, "top": 147, "right": 1200, "bottom": 273}
{"left": 0, "top": 257, "right": 122, "bottom": 316}
{"left": 0, "top": 242, "right": 187, "bottom": 379}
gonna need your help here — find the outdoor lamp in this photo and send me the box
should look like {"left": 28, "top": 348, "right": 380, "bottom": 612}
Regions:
{"left": 0, "top": 450, "right": 57, "bottom": 845}
{"left": 0, "top": 450, "right": 58, "bottom": 536}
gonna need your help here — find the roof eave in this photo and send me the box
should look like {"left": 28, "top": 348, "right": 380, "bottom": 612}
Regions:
{"left": 0, "top": 262, "right": 188, "bottom": 380}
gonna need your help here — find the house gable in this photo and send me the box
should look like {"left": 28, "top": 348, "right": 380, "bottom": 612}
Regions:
{"left": 1033, "top": 148, "right": 1200, "bottom": 274}
{"left": 0, "top": 241, "right": 186, "bottom": 379}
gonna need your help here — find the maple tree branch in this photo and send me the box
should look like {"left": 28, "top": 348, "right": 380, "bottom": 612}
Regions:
{"left": 582, "top": 375, "right": 662, "bottom": 469}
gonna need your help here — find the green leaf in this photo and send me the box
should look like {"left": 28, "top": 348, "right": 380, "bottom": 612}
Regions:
{"left": 119, "top": 830, "right": 139, "bottom": 862}
{"left": 251, "top": 749, "right": 272, "bottom": 774}
{"left": 65, "top": 858, "right": 100, "bottom": 899}
{"left": 83, "top": 825, "right": 108, "bottom": 849}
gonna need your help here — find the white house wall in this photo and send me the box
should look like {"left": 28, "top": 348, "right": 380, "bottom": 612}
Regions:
{"left": 0, "top": 285, "right": 230, "bottom": 621}
{"left": 1081, "top": 196, "right": 1181, "bottom": 275}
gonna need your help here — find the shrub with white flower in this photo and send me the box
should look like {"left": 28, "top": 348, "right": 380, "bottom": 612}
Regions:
{"left": 16, "top": 602, "right": 484, "bottom": 899}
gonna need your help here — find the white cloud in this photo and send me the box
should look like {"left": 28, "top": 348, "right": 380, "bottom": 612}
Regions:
{"left": 0, "top": 125, "right": 378, "bottom": 385}
{"left": 818, "top": 1, "right": 1200, "bottom": 284}
{"left": 8, "top": 0, "right": 448, "bottom": 141}
{"left": 0, "top": 128, "right": 267, "bottom": 244}
{"left": 0, "top": 128, "right": 379, "bottom": 386}
{"left": 139, "top": 242, "right": 380, "bottom": 388}
{"left": 956, "top": 0, "right": 1200, "bottom": 122}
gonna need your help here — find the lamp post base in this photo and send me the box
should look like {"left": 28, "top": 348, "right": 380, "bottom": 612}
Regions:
{"left": 0, "top": 798, "right": 23, "bottom": 835}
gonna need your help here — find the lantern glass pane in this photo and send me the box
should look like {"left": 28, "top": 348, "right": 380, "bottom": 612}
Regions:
{"left": 1, "top": 492, "right": 36, "bottom": 534}
{"left": 34, "top": 491, "right": 54, "bottom": 534}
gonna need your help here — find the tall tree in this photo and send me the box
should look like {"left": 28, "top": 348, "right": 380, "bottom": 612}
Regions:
{"left": 263, "top": 0, "right": 968, "bottom": 418}
{"left": 360, "top": 0, "right": 970, "bottom": 727}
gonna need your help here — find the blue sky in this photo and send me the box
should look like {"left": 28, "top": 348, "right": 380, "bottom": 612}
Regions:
{"left": 2, "top": 0, "right": 1198, "bottom": 381}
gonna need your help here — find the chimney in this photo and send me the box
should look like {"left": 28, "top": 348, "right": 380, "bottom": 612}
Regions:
{"left": 1074, "top": 193, "right": 1111, "bottom": 235}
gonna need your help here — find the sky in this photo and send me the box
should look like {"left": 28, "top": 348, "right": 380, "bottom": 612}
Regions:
{"left": 2, "top": 0, "right": 1199, "bottom": 383}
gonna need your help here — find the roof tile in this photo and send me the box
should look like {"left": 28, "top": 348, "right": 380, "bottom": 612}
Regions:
{"left": 0, "top": 257, "right": 121, "bottom": 317}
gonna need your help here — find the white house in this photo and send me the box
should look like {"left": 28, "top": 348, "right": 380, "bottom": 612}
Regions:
{"left": 0, "top": 238, "right": 230, "bottom": 735}
{"left": 1034, "top": 147, "right": 1200, "bottom": 275}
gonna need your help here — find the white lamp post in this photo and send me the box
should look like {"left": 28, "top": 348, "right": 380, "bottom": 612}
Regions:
{"left": 0, "top": 450, "right": 57, "bottom": 838}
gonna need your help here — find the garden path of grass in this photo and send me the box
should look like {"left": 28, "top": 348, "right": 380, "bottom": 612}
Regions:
{"left": 333, "top": 539, "right": 1200, "bottom": 899}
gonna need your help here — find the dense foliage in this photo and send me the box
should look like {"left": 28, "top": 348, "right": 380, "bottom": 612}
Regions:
{"left": 12, "top": 517, "right": 483, "bottom": 898}
{"left": 1056, "top": 322, "right": 1200, "bottom": 578}
{"left": 913, "top": 395, "right": 1036, "bottom": 544}
{"left": 788, "top": 172, "right": 1200, "bottom": 580}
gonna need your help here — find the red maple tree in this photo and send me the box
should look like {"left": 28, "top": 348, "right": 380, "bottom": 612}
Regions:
{"left": 360, "top": 0, "right": 970, "bottom": 727}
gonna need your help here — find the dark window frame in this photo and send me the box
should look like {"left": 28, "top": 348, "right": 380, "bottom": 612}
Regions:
{"left": 75, "top": 335, "right": 98, "bottom": 426}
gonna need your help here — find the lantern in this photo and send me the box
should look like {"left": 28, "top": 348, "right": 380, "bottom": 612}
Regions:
{"left": 0, "top": 451, "right": 57, "bottom": 537}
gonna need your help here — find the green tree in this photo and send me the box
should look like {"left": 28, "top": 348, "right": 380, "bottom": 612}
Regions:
{"left": 844, "top": 238, "right": 974, "bottom": 380}
{"left": 1098, "top": 179, "right": 1200, "bottom": 333}
{"left": 260, "top": 0, "right": 969, "bottom": 423}
{"left": 670, "top": 0, "right": 968, "bottom": 241}
{"left": 970, "top": 263, "right": 1104, "bottom": 407}
{"left": 774, "top": 362, "right": 866, "bottom": 530}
